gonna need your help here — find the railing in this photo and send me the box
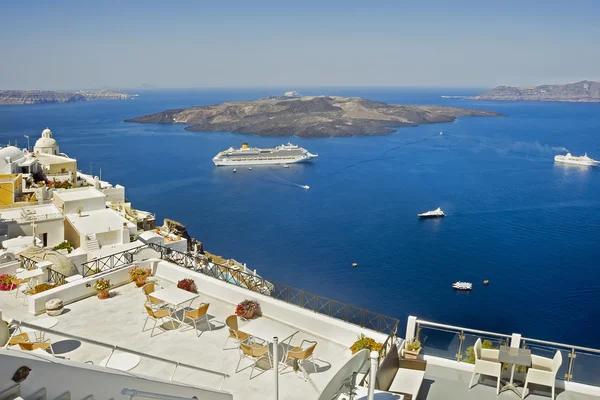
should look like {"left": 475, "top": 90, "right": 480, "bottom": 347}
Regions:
{"left": 47, "top": 267, "right": 67, "bottom": 285}
{"left": 415, "top": 319, "right": 600, "bottom": 387}
{"left": 6, "top": 319, "right": 229, "bottom": 390}
{"left": 19, "top": 256, "right": 38, "bottom": 271}
{"left": 122, "top": 389, "right": 202, "bottom": 400}
{"left": 80, "top": 243, "right": 400, "bottom": 335}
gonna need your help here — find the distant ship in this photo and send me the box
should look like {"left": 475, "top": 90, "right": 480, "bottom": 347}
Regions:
{"left": 452, "top": 281, "right": 472, "bottom": 291}
{"left": 212, "top": 142, "right": 318, "bottom": 166}
{"left": 554, "top": 152, "right": 599, "bottom": 167}
{"left": 418, "top": 207, "right": 445, "bottom": 218}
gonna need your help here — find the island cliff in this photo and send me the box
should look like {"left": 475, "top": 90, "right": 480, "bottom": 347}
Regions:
{"left": 468, "top": 80, "right": 600, "bottom": 102}
{"left": 0, "top": 89, "right": 133, "bottom": 105}
{"left": 125, "top": 95, "right": 503, "bottom": 138}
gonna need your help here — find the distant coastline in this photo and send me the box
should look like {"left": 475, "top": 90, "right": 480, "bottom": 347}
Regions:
{"left": 0, "top": 89, "right": 135, "bottom": 105}
{"left": 468, "top": 80, "right": 600, "bottom": 103}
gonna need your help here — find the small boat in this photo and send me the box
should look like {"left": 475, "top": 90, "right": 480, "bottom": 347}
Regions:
{"left": 418, "top": 207, "right": 445, "bottom": 218}
{"left": 303, "top": 185, "right": 310, "bottom": 190}
{"left": 452, "top": 281, "right": 472, "bottom": 291}
{"left": 283, "top": 164, "right": 289, "bottom": 168}
{"left": 233, "top": 169, "right": 237, "bottom": 173}
{"left": 248, "top": 167, "right": 252, "bottom": 170}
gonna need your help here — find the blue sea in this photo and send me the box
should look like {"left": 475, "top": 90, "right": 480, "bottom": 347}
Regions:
{"left": 1, "top": 89, "right": 599, "bottom": 347}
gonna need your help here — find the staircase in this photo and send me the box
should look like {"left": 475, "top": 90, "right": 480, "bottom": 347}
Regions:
{"left": 85, "top": 234, "right": 100, "bottom": 252}
{"left": 0, "top": 386, "right": 94, "bottom": 400}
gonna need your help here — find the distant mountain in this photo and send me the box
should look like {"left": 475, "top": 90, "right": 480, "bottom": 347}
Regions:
{"left": 468, "top": 80, "right": 600, "bottom": 102}
{"left": 125, "top": 95, "right": 504, "bottom": 138}
{"left": 0, "top": 89, "right": 134, "bottom": 105}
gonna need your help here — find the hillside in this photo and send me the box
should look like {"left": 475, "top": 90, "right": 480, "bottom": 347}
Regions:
{"left": 468, "top": 81, "right": 600, "bottom": 102}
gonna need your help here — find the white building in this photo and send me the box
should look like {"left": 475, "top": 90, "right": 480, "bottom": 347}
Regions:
{"left": 0, "top": 203, "right": 64, "bottom": 248}
{"left": 65, "top": 208, "right": 137, "bottom": 251}
{"left": 53, "top": 187, "right": 107, "bottom": 214}
{"left": 0, "top": 146, "right": 38, "bottom": 175}
{"left": 33, "top": 127, "right": 60, "bottom": 155}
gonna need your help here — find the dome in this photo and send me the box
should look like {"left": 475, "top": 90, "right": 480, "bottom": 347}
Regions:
{"left": 0, "top": 146, "right": 25, "bottom": 171}
{"left": 42, "top": 128, "right": 52, "bottom": 136}
{"left": 35, "top": 137, "right": 58, "bottom": 147}
{"left": 34, "top": 127, "right": 59, "bottom": 155}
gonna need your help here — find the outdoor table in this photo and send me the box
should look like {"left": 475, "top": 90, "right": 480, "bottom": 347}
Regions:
{"left": 21, "top": 317, "right": 59, "bottom": 342}
{"left": 16, "top": 269, "right": 44, "bottom": 286}
{"left": 150, "top": 287, "right": 198, "bottom": 329}
{"left": 99, "top": 352, "right": 141, "bottom": 371}
{"left": 499, "top": 345, "right": 532, "bottom": 397}
{"left": 241, "top": 317, "right": 299, "bottom": 370}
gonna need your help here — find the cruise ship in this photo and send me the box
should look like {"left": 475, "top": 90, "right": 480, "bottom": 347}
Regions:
{"left": 554, "top": 152, "right": 599, "bottom": 167}
{"left": 418, "top": 207, "right": 445, "bottom": 218}
{"left": 212, "top": 142, "right": 318, "bottom": 166}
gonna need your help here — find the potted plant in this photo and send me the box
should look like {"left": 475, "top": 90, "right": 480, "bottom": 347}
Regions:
{"left": 94, "top": 278, "right": 111, "bottom": 299}
{"left": 177, "top": 278, "right": 197, "bottom": 293}
{"left": 235, "top": 299, "right": 261, "bottom": 319}
{"left": 128, "top": 266, "right": 152, "bottom": 287}
{"left": 350, "top": 334, "right": 383, "bottom": 354}
{"left": 404, "top": 338, "right": 422, "bottom": 359}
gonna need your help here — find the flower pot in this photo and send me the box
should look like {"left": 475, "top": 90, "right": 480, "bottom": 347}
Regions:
{"left": 404, "top": 348, "right": 421, "bottom": 359}
{"left": 242, "top": 309, "right": 255, "bottom": 319}
{"left": 97, "top": 289, "right": 110, "bottom": 299}
{"left": 135, "top": 277, "right": 147, "bottom": 287}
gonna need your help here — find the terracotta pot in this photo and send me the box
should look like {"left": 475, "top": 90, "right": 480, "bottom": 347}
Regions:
{"left": 97, "top": 289, "right": 110, "bottom": 299}
{"left": 242, "top": 309, "right": 255, "bottom": 319}
{"left": 135, "top": 277, "right": 147, "bottom": 287}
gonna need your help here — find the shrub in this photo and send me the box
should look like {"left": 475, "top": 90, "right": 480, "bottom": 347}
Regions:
{"left": 53, "top": 241, "right": 74, "bottom": 254}
{"left": 464, "top": 339, "right": 495, "bottom": 364}
{"left": 0, "top": 274, "right": 16, "bottom": 291}
{"left": 28, "top": 283, "right": 59, "bottom": 295}
{"left": 235, "top": 300, "right": 261, "bottom": 317}
{"left": 406, "top": 338, "right": 422, "bottom": 351}
{"left": 93, "top": 278, "right": 111, "bottom": 291}
{"left": 177, "top": 278, "right": 197, "bottom": 293}
{"left": 350, "top": 334, "right": 383, "bottom": 354}
{"left": 128, "top": 266, "right": 151, "bottom": 282}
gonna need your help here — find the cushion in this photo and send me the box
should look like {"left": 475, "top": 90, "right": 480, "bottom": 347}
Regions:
{"left": 389, "top": 368, "right": 425, "bottom": 397}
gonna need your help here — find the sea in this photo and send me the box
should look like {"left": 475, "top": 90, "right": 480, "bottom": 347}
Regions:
{"left": 1, "top": 88, "right": 599, "bottom": 348}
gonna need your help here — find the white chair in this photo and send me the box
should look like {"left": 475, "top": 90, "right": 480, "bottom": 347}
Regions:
{"left": 469, "top": 338, "right": 502, "bottom": 395}
{"left": 522, "top": 350, "right": 562, "bottom": 399}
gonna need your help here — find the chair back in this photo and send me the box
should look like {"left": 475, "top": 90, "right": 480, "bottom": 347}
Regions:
{"left": 303, "top": 342, "right": 317, "bottom": 359}
{"left": 18, "top": 342, "right": 35, "bottom": 351}
{"left": 240, "top": 341, "right": 267, "bottom": 358}
{"left": 190, "top": 303, "right": 210, "bottom": 319}
{"left": 226, "top": 315, "right": 239, "bottom": 338}
{"left": 473, "top": 338, "right": 482, "bottom": 361}
{"left": 144, "top": 304, "right": 157, "bottom": 318}
{"left": 142, "top": 283, "right": 155, "bottom": 296}
{"left": 9, "top": 333, "right": 30, "bottom": 346}
{"left": 552, "top": 350, "right": 563, "bottom": 373}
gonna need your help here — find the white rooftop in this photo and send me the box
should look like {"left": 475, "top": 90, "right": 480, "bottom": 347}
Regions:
{"left": 0, "top": 203, "right": 62, "bottom": 222}
{"left": 55, "top": 187, "right": 106, "bottom": 202}
{"left": 66, "top": 208, "right": 133, "bottom": 235}
{"left": 88, "top": 240, "right": 145, "bottom": 259}
{"left": 35, "top": 152, "right": 76, "bottom": 164}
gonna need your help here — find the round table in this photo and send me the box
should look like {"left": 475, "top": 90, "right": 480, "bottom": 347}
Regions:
{"left": 99, "top": 353, "right": 141, "bottom": 371}
{"left": 23, "top": 317, "right": 59, "bottom": 342}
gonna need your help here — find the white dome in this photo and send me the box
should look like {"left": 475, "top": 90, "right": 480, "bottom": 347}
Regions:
{"left": 42, "top": 128, "right": 52, "bottom": 136}
{"left": 35, "top": 137, "right": 58, "bottom": 147}
{"left": 34, "top": 127, "right": 59, "bottom": 154}
{"left": 0, "top": 146, "right": 26, "bottom": 172}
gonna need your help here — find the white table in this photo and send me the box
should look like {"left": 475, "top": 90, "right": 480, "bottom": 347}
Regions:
{"left": 150, "top": 287, "right": 198, "bottom": 328}
{"left": 99, "top": 353, "right": 141, "bottom": 371}
{"left": 17, "top": 269, "right": 44, "bottom": 286}
{"left": 242, "top": 318, "right": 299, "bottom": 369}
{"left": 22, "top": 317, "right": 59, "bottom": 342}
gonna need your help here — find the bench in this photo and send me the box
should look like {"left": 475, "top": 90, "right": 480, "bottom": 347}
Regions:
{"left": 375, "top": 342, "right": 427, "bottom": 400}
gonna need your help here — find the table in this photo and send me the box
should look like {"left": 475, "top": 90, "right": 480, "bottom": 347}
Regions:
{"left": 150, "top": 287, "right": 198, "bottom": 328}
{"left": 499, "top": 345, "right": 531, "bottom": 397}
{"left": 242, "top": 318, "right": 299, "bottom": 369}
{"left": 16, "top": 269, "right": 44, "bottom": 286}
{"left": 99, "top": 353, "right": 141, "bottom": 371}
{"left": 22, "top": 317, "right": 59, "bottom": 342}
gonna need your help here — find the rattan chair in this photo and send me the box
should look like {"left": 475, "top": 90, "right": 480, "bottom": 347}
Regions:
{"left": 287, "top": 340, "right": 318, "bottom": 381}
{"left": 183, "top": 303, "right": 211, "bottom": 336}
{"left": 11, "top": 278, "right": 32, "bottom": 305}
{"left": 237, "top": 339, "right": 272, "bottom": 379}
{"left": 10, "top": 332, "right": 54, "bottom": 355}
{"left": 142, "top": 304, "right": 173, "bottom": 337}
{"left": 469, "top": 338, "right": 502, "bottom": 395}
{"left": 223, "top": 315, "right": 250, "bottom": 350}
{"left": 142, "top": 283, "right": 167, "bottom": 310}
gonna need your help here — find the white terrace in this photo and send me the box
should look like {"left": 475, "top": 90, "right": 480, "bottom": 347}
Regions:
{"left": 1, "top": 247, "right": 599, "bottom": 400}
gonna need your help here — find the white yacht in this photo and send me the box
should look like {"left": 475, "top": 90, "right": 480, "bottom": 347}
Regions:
{"left": 554, "top": 152, "right": 599, "bottom": 167}
{"left": 418, "top": 207, "right": 445, "bottom": 218}
{"left": 213, "top": 142, "right": 318, "bottom": 166}
{"left": 452, "top": 281, "right": 472, "bottom": 291}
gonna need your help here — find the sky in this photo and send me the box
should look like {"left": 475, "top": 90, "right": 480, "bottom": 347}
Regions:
{"left": 1, "top": 0, "right": 599, "bottom": 90}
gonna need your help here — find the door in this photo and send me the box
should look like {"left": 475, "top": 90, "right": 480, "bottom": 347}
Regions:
{"left": 43, "top": 233, "right": 48, "bottom": 247}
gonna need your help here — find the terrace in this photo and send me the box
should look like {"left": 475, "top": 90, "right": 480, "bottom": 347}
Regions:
{"left": 1, "top": 245, "right": 599, "bottom": 400}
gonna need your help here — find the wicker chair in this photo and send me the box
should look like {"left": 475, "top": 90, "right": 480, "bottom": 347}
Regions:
{"left": 142, "top": 283, "right": 167, "bottom": 309}
{"left": 237, "top": 339, "right": 272, "bottom": 379}
{"left": 183, "top": 303, "right": 211, "bottom": 336}
{"left": 142, "top": 304, "right": 173, "bottom": 337}
{"left": 223, "top": 315, "right": 250, "bottom": 350}
{"left": 469, "top": 338, "right": 502, "bottom": 395}
{"left": 522, "top": 351, "right": 562, "bottom": 400}
{"left": 287, "top": 340, "right": 317, "bottom": 381}
{"left": 10, "top": 333, "right": 54, "bottom": 355}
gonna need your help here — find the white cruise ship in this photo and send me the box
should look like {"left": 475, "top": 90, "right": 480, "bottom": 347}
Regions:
{"left": 212, "top": 142, "right": 318, "bottom": 166}
{"left": 418, "top": 207, "right": 445, "bottom": 218}
{"left": 554, "top": 152, "right": 599, "bottom": 167}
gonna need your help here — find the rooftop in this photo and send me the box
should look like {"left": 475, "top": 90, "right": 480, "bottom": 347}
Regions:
{"left": 54, "top": 187, "right": 106, "bottom": 202}
{"left": 0, "top": 203, "right": 62, "bottom": 222}
{"left": 66, "top": 208, "right": 134, "bottom": 235}
{"left": 34, "top": 152, "right": 76, "bottom": 164}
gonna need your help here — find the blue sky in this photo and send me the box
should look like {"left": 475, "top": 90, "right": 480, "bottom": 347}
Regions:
{"left": 1, "top": 0, "right": 599, "bottom": 89}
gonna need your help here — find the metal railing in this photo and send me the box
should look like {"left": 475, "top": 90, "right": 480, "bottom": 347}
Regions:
{"left": 416, "top": 319, "right": 600, "bottom": 387}
{"left": 122, "top": 389, "right": 204, "bottom": 400}
{"left": 80, "top": 243, "right": 400, "bottom": 335}
{"left": 6, "top": 319, "right": 229, "bottom": 390}
{"left": 47, "top": 267, "right": 67, "bottom": 285}
{"left": 19, "top": 255, "right": 38, "bottom": 270}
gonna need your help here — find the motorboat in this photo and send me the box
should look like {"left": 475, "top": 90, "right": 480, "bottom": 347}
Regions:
{"left": 452, "top": 281, "right": 472, "bottom": 291}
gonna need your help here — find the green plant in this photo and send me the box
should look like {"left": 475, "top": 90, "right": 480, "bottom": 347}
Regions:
{"left": 464, "top": 339, "right": 495, "bottom": 364}
{"left": 93, "top": 278, "right": 111, "bottom": 291}
{"left": 53, "top": 241, "right": 74, "bottom": 254}
{"left": 350, "top": 334, "right": 383, "bottom": 354}
{"left": 406, "top": 338, "right": 422, "bottom": 351}
{"left": 128, "top": 266, "right": 151, "bottom": 282}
